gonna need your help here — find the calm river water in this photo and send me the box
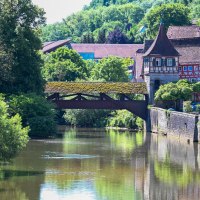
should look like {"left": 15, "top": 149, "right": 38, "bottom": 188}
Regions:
{"left": 0, "top": 128, "right": 200, "bottom": 200}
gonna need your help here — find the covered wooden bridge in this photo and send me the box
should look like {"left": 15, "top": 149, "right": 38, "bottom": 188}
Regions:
{"left": 45, "top": 82, "right": 148, "bottom": 120}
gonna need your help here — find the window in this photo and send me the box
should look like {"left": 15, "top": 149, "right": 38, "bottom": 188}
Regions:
{"left": 79, "top": 52, "right": 95, "bottom": 60}
{"left": 167, "top": 58, "right": 173, "bottom": 66}
{"left": 188, "top": 66, "right": 193, "bottom": 71}
{"left": 183, "top": 66, "right": 187, "bottom": 71}
{"left": 179, "top": 67, "right": 182, "bottom": 72}
{"left": 156, "top": 58, "right": 161, "bottom": 67}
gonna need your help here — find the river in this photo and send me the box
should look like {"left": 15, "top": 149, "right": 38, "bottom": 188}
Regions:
{"left": 0, "top": 128, "right": 200, "bottom": 200}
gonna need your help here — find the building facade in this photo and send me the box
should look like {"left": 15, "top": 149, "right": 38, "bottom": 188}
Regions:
{"left": 134, "top": 25, "right": 200, "bottom": 102}
{"left": 143, "top": 24, "right": 180, "bottom": 103}
{"left": 168, "top": 26, "right": 200, "bottom": 82}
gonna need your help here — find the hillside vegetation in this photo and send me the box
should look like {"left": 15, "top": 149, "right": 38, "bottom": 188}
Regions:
{"left": 41, "top": 0, "right": 200, "bottom": 43}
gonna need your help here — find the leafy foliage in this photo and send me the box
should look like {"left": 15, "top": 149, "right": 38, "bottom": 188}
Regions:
{"left": 64, "top": 109, "right": 110, "bottom": 127}
{"left": 0, "top": 0, "right": 45, "bottom": 94}
{"left": 107, "top": 28, "right": 130, "bottom": 44}
{"left": 183, "top": 101, "right": 192, "bottom": 113}
{"left": 40, "top": 0, "right": 198, "bottom": 44}
{"left": 41, "top": 47, "right": 88, "bottom": 81}
{"left": 0, "top": 95, "right": 29, "bottom": 161}
{"left": 107, "top": 110, "right": 137, "bottom": 129}
{"left": 8, "top": 94, "right": 56, "bottom": 138}
{"left": 41, "top": 4, "right": 144, "bottom": 43}
{"left": 91, "top": 56, "right": 131, "bottom": 82}
{"left": 143, "top": 3, "right": 191, "bottom": 38}
{"left": 155, "top": 79, "right": 193, "bottom": 101}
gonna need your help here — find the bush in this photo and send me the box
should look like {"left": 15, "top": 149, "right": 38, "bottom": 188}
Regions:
{"left": 8, "top": 94, "right": 56, "bottom": 138}
{"left": 0, "top": 95, "right": 29, "bottom": 161}
{"left": 196, "top": 104, "right": 200, "bottom": 113}
{"left": 183, "top": 101, "right": 192, "bottom": 113}
{"left": 136, "top": 117, "right": 144, "bottom": 130}
{"left": 64, "top": 109, "right": 111, "bottom": 127}
{"left": 107, "top": 110, "right": 137, "bottom": 129}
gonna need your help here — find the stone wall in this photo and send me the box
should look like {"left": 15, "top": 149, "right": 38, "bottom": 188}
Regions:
{"left": 149, "top": 107, "right": 199, "bottom": 142}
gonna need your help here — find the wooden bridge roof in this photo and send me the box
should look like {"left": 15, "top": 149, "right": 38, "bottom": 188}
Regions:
{"left": 45, "top": 82, "right": 148, "bottom": 94}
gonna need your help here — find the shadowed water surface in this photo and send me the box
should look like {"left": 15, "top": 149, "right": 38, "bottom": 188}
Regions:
{"left": 0, "top": 128, "right": 200, "bottom": 200}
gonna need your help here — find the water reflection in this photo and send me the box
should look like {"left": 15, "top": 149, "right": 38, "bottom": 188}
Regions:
{"left": 0, "top": 128, "right": 200, "bottom": 200}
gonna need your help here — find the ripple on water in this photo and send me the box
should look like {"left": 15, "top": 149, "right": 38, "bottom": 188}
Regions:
{"left": 42, "top": 152, "right": 99, "bottom": 160}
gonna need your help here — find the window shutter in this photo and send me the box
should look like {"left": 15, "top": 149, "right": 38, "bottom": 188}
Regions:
{"left": 161, "top": 59, "right": 164, "bottom": 66}
{"left": 152, "top": 58, "right": 156, "bottom": 66}
{"left": 172, "top": 58, "right": 176, "bottom": 66}
{"left": 165, "top": 59, "right": 167, "bottom": 66}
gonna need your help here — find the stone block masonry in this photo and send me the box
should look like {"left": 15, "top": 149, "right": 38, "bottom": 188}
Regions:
{"left": 149, "top": 107, "right": 199, "bottom": 142}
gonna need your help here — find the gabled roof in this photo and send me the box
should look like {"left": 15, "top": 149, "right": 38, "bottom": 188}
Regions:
{"left": 71, "top": 44, "right": 143, "bottom": 59}
{"left": 143, "top": 24, "right": 180, "bottom": 57}
{"left": 42, "top": 39, "right": 71, "bottom": 53}
{"left": 167, "top": 25, "right": 200, "bottom": 39}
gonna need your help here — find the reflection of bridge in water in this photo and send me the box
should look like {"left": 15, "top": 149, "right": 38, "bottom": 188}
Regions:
{"left": 45, "top": 82, "right": 149, "bottom": 120}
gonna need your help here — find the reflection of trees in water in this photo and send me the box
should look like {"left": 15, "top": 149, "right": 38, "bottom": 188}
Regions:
{"left": 154, "top": 159, "right": 200, "bottom": 187}
{"left": 108, "top": 130, "right": 144, "bottom": 155}
{"left": 95, "top": 165, "right": 143, "bottom": 200}
{"left": 45, "top": 129, "right": 145, "bottom": 199}
{"left": 0, "top": 171, "right": 44, "bottom": 200}
{"left": 0, "top": 181, "right": 28, "bottom": 200}
{"left": 148, "top": 135, "right": 200, "bottom": 200}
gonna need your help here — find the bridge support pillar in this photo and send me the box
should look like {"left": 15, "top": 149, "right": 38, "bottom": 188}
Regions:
{"left": 144, "top": 109, "right": 151, "bottom": 133}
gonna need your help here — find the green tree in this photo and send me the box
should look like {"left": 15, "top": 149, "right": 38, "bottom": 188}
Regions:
{"left": 96, "top": 28, "right": 107, "bottom": 43}
{"left": 0, "top": 95, "right": 29, "bottom": 161}
{"left": 41, "top": 4, "right": 144, "bottom": 44}
{"left": 193, "top": 82, "right": 200, "bottom": 93}
{"left": 0, "top": 0, "right": 45, "bottom": 94}
{"left": 41, "top": 22, "right": 71, "bottom": 42}
{"left": 91, "top": 56, "right": 130, "bottom": 82}
{"left": 42, "top": 47, "right": 88, "bottom": 81}
{"left": 0, "top": 45, "right": 13, "bottom": 85}
{"left": 8, "top": 94, "right": 56, "bottom": 138}
{"left": 107, "top": 110, "right": 137, "bottom": 129}
{"left": 143, "top": 3, "right": 191, "bottom": 38}
{"left": 106, "top": 28, "right": 129, "bottom": 44}
{"left": 81, "top": 32, "right": 95, "bottom": 43}
{"left": 190, "top": 0, "right": 200, "bottom": 19}
{"left": 155, "top": 80, "right": 193, "bottom": 101}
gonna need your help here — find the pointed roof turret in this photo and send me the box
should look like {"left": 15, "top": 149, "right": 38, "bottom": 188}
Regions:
{"left": 143, "top": 23, "right": 180, "bottom": 57}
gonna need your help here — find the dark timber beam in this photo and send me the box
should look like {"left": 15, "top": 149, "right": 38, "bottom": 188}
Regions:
{"left": 52, "top": 99, "right": 148, "bottom": 120}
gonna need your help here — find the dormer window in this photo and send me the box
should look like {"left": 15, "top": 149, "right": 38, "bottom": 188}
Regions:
{"left": 167, "top": 58, "right": 173, "bottom": 66}
{"left": 156, "top": 58, "right": 161, "bottom": 66}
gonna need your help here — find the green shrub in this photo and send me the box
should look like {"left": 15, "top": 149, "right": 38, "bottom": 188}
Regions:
{"left": 107, "top": 110, "right": 137, "bottom": 129}
{"left": 64, "top": 109, "right": 110, "bottom": 127}
{"left": 183, "top": 101, "right": 192, "bottom": 113}
{"left": 8, "top": 94, "right": 56, "bottom": 138}
{"left": 0, "top": 95, "right": 29, "bottom": 161}
{"left": 136, "top": 117, "right": 144, "bottom": 130}
{"left": 196, "top": 104, "right": 200, "bottom": 113}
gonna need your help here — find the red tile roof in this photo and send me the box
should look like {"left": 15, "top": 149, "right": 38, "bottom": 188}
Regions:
{"left": 71, "top": 43, "right": 144, "bottom": 59}
{"left": 143, "top": 24, "right": 180, "bottom": 57}
{"left": 42, "top": 39, "right": 71, "bottom": 53}
{"left": 167, "top": 25, "right": 200, "bottom": 39}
